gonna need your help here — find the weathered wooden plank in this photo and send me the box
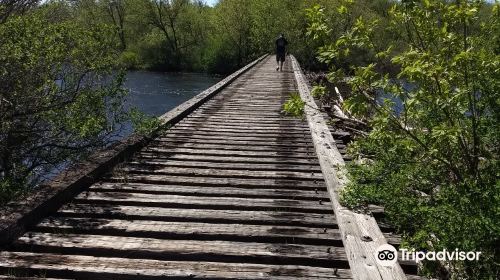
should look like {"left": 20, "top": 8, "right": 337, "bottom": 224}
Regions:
{"left": 184, "top": 115, "right": 305, "bottom": 123}
{"left": 58, "top": 204, "right": 339, "bottom": 228}
{"left": 291, "top": 55, "right": 407, "bottom": 280}
{"left": 198, "top": 105, "right": 285, "bottom": 109}
{"left": 203, "top": 107, "right": 286, "bottom": 110}
{"left": 207, "top": 104, "right": 286, "bottom": 107}
{"left": 141, "top": 146, "right": 317, "bottom": 163}
{"left": 0, "top": 252, "right": 353, "bottom": 279}
{"left": 105, "top": 174, "right": 326, "bottom": 190}
{"left": 90, "top": 182, "right": 329, "bottom": 200}
{"left": 182, "top": 119, "right": 309, "bottom": 127}
{"left": 195, "top": 110, "right": 286, "bottom": 114}
{"left": 203, "top": 103, "right": 286, "bottom": 106}
{"left": 183, "top": 115, "right": 304, "bottom": 120}
{"left": 184, "top": 115, "right": 308, "bottom": 122}
{"left": 144, "top": 144, "right": 344, "bottom": 158}
{"left": 179, "top": 114, "right": 304, "bottom": 122}
{"left": 177, "top": 122, "right": 311, "bottom": 131}
{"left": 177, "top": 124, "right": 310, "bottom": 131}
{"left": 148, "top": 141, "right": 315, "bottom": 153}
{"left": 158, "top": 134, "right": 314, "bottom": 144}
{"left": 35, "top": 217, "right": 341, "bottom": 245}
{"left": 198, "top": 106, "right": 285, "bottom": 111}
{"left": 163, "top": 131, "right": 313, "bottom": 141}
{"left": 14, "top": 232, "right": 349, "bottom": 267}
{"left": 214, "top": 95, "right": 289, "bottom": 99}
{"left": 127, "top": 159, "right": 322, "bottom": 172}
{"left": 153, "top": 137, "right": 327, "bottom": 147}
{"left": 149, "top": 141, "right": 347, "bottom": 158}
{"left": 199, "top": 101, "right": 288, "bottom": 105}
{"left": 200, "top": 104, "right": 285, "bottom": 108}
{"left": 209, "top": 98, "right": 286, "bottom": 101}
{"left": 140, "top": 147, "right": 319, "bottom": 160}
{"left": 119, "top": 165, "right": 324, "bottom": 181}
{"left": 35, "top": 215, "right": 400, "bottom": 245}
{"left": 200, "top": 107, "right": 283, "bottom": 111}
{"left": 191, "top": 112, "right": 290, "bottom": 118}
{"left": 210, "top": 101, "right": 286, "bottom": 105}
{"left": 171, "top": 126, "right": 312, "bottom": 135}
{"left": 73, "top": 192, "right": 332, "bottom": 213}
{"left": 135, "top": 153, "right": 320, "bottom": 166}
{"left": 206, "top": 98, "right": 287, "bottom": 102}
{"left": 195, "top": 111, "right": 286, "bottom": 116}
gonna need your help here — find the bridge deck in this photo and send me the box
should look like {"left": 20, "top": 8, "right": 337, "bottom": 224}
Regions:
{"left": 0, "top": 57, "right": 352, "bottom": 279}
{"left": 0, "top": 56, "right": 423, "bottom": 279}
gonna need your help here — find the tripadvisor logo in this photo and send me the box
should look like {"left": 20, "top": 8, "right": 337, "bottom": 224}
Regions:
{"left": 374, "top": 244, "right": 482, "bottom": 267}
{"left": 375, "top": 244, "right": 398, "bottom": 267}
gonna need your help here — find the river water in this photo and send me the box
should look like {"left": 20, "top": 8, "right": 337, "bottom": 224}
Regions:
{"left": 117, "top": 71, "right": 222, "bottom": 137}
{"left": 124, "top": 71, "right": 222, "bottom": 117}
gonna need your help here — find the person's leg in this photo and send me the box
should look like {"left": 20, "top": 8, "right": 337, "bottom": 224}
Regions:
{"left": 276, "top": 54, "right": 280, "bottom": 71}
{"left": 279, "top": 54, "right": 285, "bottom": 71}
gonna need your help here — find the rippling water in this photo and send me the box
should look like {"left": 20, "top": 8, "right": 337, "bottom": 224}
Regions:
{"left": 124, "top": 71, "right": 222, "bottom": 117}
{"left": 116, "top": 71, "right": 222, "bottom": 137}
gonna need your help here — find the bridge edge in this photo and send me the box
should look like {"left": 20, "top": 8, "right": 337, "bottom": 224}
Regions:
{"left": 290, "top": 55, "right": 408, "bottom": 280}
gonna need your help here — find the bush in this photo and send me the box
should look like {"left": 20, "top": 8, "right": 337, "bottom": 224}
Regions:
{"left": 306, "top": 0, "right": 500, "bottom": 278}
{"left": 0, "top": 8, "right": 127, "bottom": 203}
{"left": 119, "top": 50, "right": 140, "bottom": 69}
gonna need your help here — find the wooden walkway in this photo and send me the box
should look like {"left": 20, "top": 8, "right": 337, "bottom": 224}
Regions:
{"left": 0, "top": 56, "right": 418, "bottom": 279}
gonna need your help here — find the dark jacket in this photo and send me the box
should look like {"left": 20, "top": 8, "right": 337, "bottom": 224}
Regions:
{"left": 276, "top": 37, "right": 288, "bottom": 53}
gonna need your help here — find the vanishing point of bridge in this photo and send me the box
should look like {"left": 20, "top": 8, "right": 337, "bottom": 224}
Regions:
{"left": 0, "top": 56, "right": 420, "bottom": 279}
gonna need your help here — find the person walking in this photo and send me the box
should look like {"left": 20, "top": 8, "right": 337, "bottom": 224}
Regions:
{"left": 275, "top": 33, "right": 288, "bottom": 71}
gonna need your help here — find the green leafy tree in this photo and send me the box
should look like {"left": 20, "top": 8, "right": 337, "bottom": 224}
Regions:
{"left": 212, "top": 0, "right": 252, "bottom": 68}
{"left": 306, "top": 0, "right": 499, "bottom": 278}
{"left": 105, "top": 0, "right": 128, "bottom": 50}
{"left": 0, "top": 6, "right": 127, "bottom": 203}
{"left": 144, "top": 0, "right": 207, "bottom": 69}
{"left": 0, "top": 0, "right": 40, "bottom": 23}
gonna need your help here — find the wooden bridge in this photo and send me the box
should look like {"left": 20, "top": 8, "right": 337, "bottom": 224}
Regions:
{"left": 0, "top": 56, "right": 421, "bottom": 279}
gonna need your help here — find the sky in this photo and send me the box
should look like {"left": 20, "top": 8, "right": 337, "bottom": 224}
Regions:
{"left": 203, "top": 0, "right": 219, "bottom": 7}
